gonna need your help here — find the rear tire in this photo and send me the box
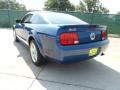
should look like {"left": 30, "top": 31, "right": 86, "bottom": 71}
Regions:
{"left": 29, "top": 40, "right": 46, "bottom": 66}
{"left": 13, "top": 30, "right": 19, "bottom": 42}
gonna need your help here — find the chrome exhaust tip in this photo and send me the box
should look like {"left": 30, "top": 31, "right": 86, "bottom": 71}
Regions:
{"left": 101, "top": 53, "right": 105, "bottom": 56}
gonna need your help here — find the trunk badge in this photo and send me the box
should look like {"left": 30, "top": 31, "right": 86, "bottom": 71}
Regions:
{"left": 90, "top": 33, "right": 95, "bottom": 40}
{"left": 69, "top": 28, "right": 77, "bottom": 31}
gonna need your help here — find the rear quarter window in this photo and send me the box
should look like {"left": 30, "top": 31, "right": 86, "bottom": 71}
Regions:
{"left": 30, "top": 15, "right": 48, "bottom": 24}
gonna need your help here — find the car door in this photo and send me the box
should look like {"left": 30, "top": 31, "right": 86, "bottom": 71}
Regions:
{"left": 20, "top": 14, "right": 33, "bottom": 40}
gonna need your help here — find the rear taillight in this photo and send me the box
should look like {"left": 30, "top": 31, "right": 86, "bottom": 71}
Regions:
{"left": 60, "top": 32, "right": 79, "bottom": 45}
{"left": 102, "top": 31, "right": 107, "bottom": 40}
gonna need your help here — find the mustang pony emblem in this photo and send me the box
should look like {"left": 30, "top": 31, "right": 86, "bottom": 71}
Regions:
{"left": 90, "top": 33, "right": 95, "bottom": 40}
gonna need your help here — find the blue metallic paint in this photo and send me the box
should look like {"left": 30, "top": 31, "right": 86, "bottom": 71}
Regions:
{"left": 14, "top": 11, "right": 109, "bottom": 63}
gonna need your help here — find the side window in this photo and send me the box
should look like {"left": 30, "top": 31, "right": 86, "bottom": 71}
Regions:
{"left": 30, "top": 15, "right": 47, "bottom": 24}
{"left": 21, "top": 14, "right": 33, "bottom": 23}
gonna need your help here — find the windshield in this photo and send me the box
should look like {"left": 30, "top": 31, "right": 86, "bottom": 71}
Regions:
{"left": 43, "top": 12, "right": 88, "bottom": 25}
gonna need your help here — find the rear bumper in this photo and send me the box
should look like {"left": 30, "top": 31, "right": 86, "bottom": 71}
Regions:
{"left": 46, "top": 39, "right": 109, "bottom": 63}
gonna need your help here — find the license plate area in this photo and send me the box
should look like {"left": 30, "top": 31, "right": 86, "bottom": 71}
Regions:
{"left": 89, "top": 48, "right": 98, "bottom": 56}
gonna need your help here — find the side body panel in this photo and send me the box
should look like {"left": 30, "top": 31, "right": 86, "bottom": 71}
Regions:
{"left": 15, "top": 23, "right": 59, "bottom": 57}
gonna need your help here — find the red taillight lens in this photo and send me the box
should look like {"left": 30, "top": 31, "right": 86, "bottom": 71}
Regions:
{"left": 102, "top": 31, "right": 107, "bottom": 40}
{"left": 60, "top": 32, "right": 79, "bottom": 45}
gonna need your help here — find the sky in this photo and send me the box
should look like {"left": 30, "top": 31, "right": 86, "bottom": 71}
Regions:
{"left": 16, "top": 0, "right": 120, "bottom": 14}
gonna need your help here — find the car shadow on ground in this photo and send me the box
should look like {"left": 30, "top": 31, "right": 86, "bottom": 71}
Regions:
{"left": 14, "top": 41, "right": 120, "bottom": 90}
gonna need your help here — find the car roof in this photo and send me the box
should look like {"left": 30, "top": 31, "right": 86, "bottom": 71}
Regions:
{"left": 27, "top": 11, "right": 70, "bottom": 16}
{"left": 26, "top": 11, "right": 88, "bottom": 25}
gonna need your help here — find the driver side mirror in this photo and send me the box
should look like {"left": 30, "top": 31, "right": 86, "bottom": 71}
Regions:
{"left": 16, "top": 19, "right": 21, "bottom": 23}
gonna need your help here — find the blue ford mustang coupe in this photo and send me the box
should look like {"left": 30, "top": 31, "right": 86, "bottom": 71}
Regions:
{"left": 13, "top": 11, "right": 109, "bottom": 66}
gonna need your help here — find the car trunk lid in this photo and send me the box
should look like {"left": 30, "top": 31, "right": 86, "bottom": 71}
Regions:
{"left": 57, "top": 25, "right": 107, "bottom": 45}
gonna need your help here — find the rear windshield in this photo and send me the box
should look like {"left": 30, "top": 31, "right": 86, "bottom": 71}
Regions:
{"left": 43, "top": 12, "right": 88, "bottom": 25}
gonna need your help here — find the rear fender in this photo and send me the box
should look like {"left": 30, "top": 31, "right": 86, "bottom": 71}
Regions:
{"left": 27, "top": 31, "right": 45, "bottom": 57}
